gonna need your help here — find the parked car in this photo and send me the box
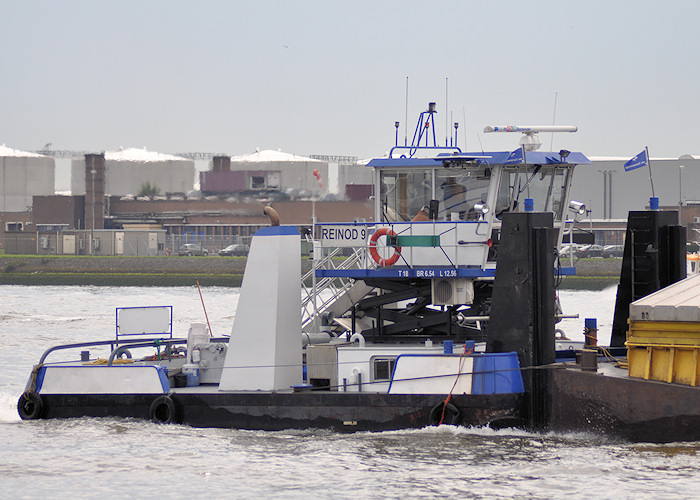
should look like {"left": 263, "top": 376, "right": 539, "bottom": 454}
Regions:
{"left": 558, "top": 244, "right": 580, "bottom": 258}
{"left": 602, "top": 244, "right": 624, "bottom": 258}
{"left": 178, "top": 243, "right": 209, "bottom": 256}
{"left": 577, "top": 244, "right": 605, "bottom": 258}
{"left": 218, "top": 244, "right": 250, "bottom": 256}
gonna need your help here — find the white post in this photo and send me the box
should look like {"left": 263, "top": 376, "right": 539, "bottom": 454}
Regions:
{"left": 311, "top": 198, "right": 318, "bottom": 333}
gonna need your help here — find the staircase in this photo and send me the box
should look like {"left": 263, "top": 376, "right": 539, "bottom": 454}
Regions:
{"left": 301, "top": 245, "right": 374, "bottom": 333}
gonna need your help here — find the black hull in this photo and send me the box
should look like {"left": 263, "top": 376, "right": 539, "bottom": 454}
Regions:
{"left": 26, "top": 370, "right": 700, "bottom": 442}
{"left": 550, "top": 366, "right": 700, "bottom": 443}
{"left": 34, "top": 391, "right": 525, "bottom": 432}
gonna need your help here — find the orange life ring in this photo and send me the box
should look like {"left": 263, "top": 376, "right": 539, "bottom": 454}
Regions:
{"left": 370, "top": 228, "right": 401, "bottom": 266}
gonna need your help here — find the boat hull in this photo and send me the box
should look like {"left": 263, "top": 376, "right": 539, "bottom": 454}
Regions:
{"left": 33, "top": 391, "right": 525, "bottom": 432}
{"left": 550, "top": 366, "right": 700, "bottom": 443}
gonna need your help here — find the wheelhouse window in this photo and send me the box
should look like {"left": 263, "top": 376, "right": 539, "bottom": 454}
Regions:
{"left": 497, "top": 165, "right": 570, "bottom": 221}
{"left": 371, "top": 356, "right": 397, "bottom": 382}
{"left": 380, "top": 169, "right": 432, "bottom": 222}
{"left": 435, "top": 166, "right": 491, "bottom": 221}
{"left": 379, "top": 165, "right": 494, "bottom": 223}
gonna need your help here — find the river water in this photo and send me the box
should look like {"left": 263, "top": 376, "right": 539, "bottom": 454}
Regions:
{"left": 1, "top": 285, "right": 699, "bottom": 498}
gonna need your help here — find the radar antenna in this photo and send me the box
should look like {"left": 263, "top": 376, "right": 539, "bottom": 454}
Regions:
{"left": 483, "top": 125, "right": 577, "bottom": 151}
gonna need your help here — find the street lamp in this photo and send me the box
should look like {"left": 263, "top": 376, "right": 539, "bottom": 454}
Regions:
{"left": 679, "top": 164, "right": 685, "bottom": 225}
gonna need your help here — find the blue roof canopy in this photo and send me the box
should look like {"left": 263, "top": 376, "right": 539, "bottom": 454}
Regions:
{"left": 367, "top": 149, "right": 590, "bottom": 169}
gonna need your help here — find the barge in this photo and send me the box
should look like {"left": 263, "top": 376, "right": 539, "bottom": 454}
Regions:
{"left": 18, "top": 104, "right": 700, "bottom": 442}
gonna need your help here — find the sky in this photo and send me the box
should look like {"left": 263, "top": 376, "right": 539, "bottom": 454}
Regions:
{"left": 1, "top": 0, "right": 699, "bottom": 162}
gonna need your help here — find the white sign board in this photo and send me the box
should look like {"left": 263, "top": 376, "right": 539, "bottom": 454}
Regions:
{"left": 319, "top": 225, "right": 368, "bottom": 248}
{"left": 117, "top": 306, "right": 172, "bottom": 338}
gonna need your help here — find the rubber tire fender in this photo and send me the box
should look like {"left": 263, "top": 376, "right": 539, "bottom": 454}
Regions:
{"left": 18, "top": 391, "right": 44, "bottom": 420}
{"left": 149, "top": 395, "right": 180, "bottom": 424}
{"left": 429, "top": 401, "right": 461, "bottom": 426}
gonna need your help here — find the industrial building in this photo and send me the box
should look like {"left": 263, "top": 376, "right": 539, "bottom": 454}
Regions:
{"left": 569, "top": 154, "right": 700, "bottom": 220}
{"left": 2, "top": 146, "right": 700, "bottom": 256}
{"left": 200, "top": 150, "right": 328, "bottom": 198}
{"left": 70, "top": 147, "right": 195, "bottom": 197}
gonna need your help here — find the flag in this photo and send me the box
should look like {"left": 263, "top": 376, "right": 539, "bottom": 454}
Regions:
{"left": 624, "top": 149, "right": 647, "bottom": 171}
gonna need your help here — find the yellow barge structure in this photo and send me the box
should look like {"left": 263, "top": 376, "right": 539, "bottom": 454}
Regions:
{"left": 628, "top": 273, "right": 700, "bottom": 387}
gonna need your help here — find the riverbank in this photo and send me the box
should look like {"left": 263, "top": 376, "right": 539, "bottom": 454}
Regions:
{"left": 0, "top": 255, "right": 620, "bottom": 288}
{"left": 559, "top": 258, "right": 621, "bottom": 290}
{"left": 0, "top": 255, "right": 252, "bottom": 287}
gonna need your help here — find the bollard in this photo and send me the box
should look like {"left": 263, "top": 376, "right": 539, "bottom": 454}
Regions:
{"left": 443, "top": 340, "right": 454, "bottom": 354}
{"left": 584, "top": 318, "right": 598, "bottom": 349}
{"left": 580, "top": 349, "right": 598, "bottom": 371}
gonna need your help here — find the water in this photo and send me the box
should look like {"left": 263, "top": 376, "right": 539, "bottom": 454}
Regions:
{"left": 2, "top": 285, "right": 700, "bottom": 498}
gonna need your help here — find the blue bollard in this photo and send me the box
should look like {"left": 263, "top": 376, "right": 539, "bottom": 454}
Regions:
{"left": 584, "top": 318, "right": 598, "bottom": 348}
{"left": 443, "top": 340, "right": 454, "bottom": 354}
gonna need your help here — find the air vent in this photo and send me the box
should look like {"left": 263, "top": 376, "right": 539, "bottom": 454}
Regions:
{"left": 433, "top": 279, "right": 453, "bottom": 304}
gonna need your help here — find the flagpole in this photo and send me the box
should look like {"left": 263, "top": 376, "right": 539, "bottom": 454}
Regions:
{"left": 646, "top": 146, "right": 655, "bottom": 198}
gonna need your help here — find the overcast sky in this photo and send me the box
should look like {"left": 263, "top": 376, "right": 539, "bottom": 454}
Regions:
{"left": 1, "top": 0, "right": 699, "bottom": 160}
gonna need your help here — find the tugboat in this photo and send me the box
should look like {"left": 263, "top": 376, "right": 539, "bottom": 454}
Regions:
{"left": 18, "top": 103, "right": 591, "bottom": 432}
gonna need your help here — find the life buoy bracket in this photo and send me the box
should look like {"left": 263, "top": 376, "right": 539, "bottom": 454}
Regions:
{"left": 369, "top": 228, "right": 401, "bottom": 267}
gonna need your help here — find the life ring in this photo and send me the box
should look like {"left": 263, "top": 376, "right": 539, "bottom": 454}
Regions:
{"left": 149, "top": 395, "right": 180, "bottom": 424}
{"left": 429, "top": 401, "right": 461, "bottom": 426}
{"left": 17, "top": 391, "right": 44, "bottom": 420}
{"left": 369, "top": 228, "right": 401, "bottom": 267}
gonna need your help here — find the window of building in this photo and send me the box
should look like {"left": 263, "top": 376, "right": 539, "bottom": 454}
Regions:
{"left": 250, "top": 176, "right": 266, "bottom": 189}
{"left": 267, "top": 172, "right": 281, "bottom": 189}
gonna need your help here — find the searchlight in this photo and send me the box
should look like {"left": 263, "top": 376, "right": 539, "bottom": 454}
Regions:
{"left": 568, "top": 200, "right": 586, "bottom": 215}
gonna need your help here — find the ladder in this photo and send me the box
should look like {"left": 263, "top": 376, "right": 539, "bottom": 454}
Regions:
{"left": 301, "top": 245, "right": 374, "bottom": 333}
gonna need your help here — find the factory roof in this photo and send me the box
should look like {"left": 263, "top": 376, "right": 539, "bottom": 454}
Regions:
{"left": 0, "top": 144, "right": 47, "bottom": 158}
{"left": 105, "top": 147, "right": 189, "bottom": 162}
{"left": 231, "top": 149, "right": 321, "bottom": 163}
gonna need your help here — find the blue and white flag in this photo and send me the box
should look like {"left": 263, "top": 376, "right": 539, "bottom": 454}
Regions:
{"left": 624, "top": 149, "right": 647, "bottom": 171}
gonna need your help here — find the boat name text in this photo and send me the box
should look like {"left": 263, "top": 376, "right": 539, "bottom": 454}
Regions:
{"left": 320, "top": 226, "right": 368, "bottom": 247}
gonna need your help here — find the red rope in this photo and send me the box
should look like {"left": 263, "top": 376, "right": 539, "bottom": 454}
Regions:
{"left": 439, "top": 343, "right": 474, "bottom": 425}
{"left": 196, "top": 279, "right": 214, "bottom": 337}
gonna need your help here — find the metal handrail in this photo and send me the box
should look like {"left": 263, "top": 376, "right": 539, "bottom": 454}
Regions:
{"left": 37, "top": 336, "right": 230, "bottom": 366}
{"left": 300, "top": 246, "right": 368, "bottom": 328}
{"left": 39, "top": 339, "right": 120, "bottom": 365}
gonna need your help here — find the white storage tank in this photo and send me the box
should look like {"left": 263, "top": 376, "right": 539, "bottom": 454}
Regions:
{"left": 0, "top": 144, "right": 55, "bottom": 212}
{"left": 70, "top": 147, "right": 195, "bottom": 196}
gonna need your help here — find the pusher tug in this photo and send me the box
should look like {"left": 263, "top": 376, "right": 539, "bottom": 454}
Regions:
{"left": 18, "top": 104, "right": 700, "bottom": 442}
